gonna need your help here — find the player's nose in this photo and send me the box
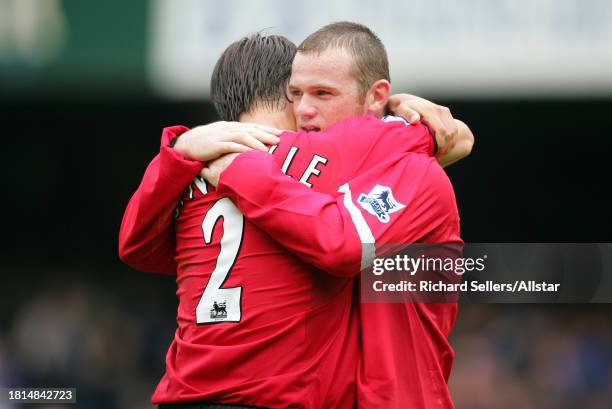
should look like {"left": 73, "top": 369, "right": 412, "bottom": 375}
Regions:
{"left": 295, "top": 96, "right": 316, "bottom": 120}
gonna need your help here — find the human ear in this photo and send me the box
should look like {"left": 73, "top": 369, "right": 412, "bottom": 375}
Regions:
{"left": 365, "top": 79, "right": 391, "bottom": 116}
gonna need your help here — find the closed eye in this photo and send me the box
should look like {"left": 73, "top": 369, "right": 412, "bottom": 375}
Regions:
{"left": 289, "top": 89, "right": 302, "bottom": 98}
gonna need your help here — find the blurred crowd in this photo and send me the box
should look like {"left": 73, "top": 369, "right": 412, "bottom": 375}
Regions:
{"left": 0, "top": 273, "right": 176, "bottom": 409}
{"left": 450, "top": 305, "right": 612, "bottom": 409}
{"left": 1, "top": 274, "right": 610, "bottom": 409}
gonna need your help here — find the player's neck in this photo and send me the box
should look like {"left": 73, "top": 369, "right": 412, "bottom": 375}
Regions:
{"left": 239, "top": 107, "right": 295, "bottom": 131}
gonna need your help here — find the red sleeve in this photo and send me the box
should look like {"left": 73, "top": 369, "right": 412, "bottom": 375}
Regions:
{"left": 216, "top": 150, "right": 460, "bottom": 278}
{"left": 118, "top": 126, "right": 203, "bottom": 274}
{"left": 216, "top": 151, "right": 363, "bottom": 277}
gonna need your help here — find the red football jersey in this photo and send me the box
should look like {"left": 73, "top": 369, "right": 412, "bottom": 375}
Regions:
{"left": 216, "top": 118, "right": 462, "bottom": 409}
{"left": 153, "top": 182, "right": 357, "bottom": 408}
{"left": 120, "top": 116, "right": 436, "bottom": 408}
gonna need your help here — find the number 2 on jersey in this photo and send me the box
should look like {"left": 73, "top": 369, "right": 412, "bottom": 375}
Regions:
{"left": 195, "top": 198, "right": 244, "bottom": 324}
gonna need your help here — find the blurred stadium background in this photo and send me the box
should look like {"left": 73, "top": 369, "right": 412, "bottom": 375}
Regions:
{"left": 1, "top": 0, "right": 611, "bottom": 408}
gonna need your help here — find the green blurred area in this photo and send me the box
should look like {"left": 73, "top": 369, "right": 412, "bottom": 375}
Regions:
{"left": 0, "top": 0, "right": 149, "bottom": 98}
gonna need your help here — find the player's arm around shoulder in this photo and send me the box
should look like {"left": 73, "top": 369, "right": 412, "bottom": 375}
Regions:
{"left": 119, "top": 126, "right": 202, "bottom": 274}
{"left": 437, "top": 119, "right": 474, "bottom": 168}
{"left": 214, "top": 150, "right": 364, "bottom": 278}
{"left": 387, "top": 93, "right": 474, "bottom": 167}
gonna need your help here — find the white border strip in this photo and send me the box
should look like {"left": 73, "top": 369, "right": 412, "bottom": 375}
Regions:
{"left": 338, "top": 183, "right": 375, "bottom": 270}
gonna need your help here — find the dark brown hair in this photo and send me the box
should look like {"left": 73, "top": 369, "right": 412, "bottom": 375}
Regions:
{"left": 211, "top": 33, "right": 297, "bottom": 121}
{"left": 297, "top": 21, "right": 390, "bottom": 96}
